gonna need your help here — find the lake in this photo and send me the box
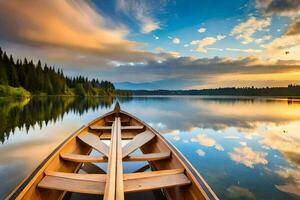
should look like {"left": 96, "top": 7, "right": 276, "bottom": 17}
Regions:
{"left": 0, "top": 96, "right": 299, "bottom": 200}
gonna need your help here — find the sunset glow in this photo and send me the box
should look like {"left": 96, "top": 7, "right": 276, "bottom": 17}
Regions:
{"left": 0, "top": 0, "right": 300, "bottom": 89}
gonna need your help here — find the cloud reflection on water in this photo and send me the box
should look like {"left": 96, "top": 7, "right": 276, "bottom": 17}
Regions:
{"left": 1, "top": 96, "right": 300, "bottom": 199}
{"left": 124, "top": 97, "right": 300, "bottom": 199}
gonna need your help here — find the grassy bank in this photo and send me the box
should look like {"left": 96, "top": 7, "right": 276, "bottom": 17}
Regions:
{"left": 0, "top": 85, "right": 31, "bottom": 97}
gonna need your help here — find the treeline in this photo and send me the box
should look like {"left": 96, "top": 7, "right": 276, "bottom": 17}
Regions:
{"left": 0, "top": 47, "right": 115, "bottom": 96}
{"left": 130, "top": 85, "right": 300, "bottom": 96}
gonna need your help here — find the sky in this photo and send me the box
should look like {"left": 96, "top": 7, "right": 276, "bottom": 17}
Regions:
{"left": 0, "top": 0, "right": 300, "bottom": 89}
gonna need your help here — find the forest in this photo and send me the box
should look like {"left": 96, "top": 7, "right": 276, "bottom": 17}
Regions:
{"left": 130, "top": 85, "right": 300, "bottom": 97}
{"left": 0, "top": 47, "right": 115, "bottom": 96}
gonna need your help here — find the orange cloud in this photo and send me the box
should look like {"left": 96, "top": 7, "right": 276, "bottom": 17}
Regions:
{"left": 228, "top": 146, "right": 268, "bottom": 168}
{"left": 0, "top": 0, "right": 157, "bottom": 65}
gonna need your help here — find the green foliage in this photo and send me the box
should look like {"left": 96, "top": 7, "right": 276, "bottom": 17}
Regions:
{"left": 75, "top": 83, "right": 86, "bottom": 96}
{"left": 0, "top": 85, "right": 31, "bottom": 97}
{"left": 0, "top": 47, "right": 115, "bottom": 96}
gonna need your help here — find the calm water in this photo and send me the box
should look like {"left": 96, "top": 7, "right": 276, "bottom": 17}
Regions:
{"left": 0, "top": 96, "right": 299, "bottom": 200}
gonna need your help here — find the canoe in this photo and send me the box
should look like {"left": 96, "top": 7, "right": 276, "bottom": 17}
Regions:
{"left": 6, "top": 102, "right": 219, "bottom": 200}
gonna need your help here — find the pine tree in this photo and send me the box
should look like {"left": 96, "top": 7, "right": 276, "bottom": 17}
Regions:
{"left": 0, "top": 47, "right": 115, "bottom": 96}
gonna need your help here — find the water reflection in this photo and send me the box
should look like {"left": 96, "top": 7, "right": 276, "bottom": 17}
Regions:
{"left": 0, "top": 96, "right": 299, "bottom": 200}
{"left": 118, "top": 97, "right": 300, "bottom": 199}
{"left": 0, "top": 96, "right": 114, "bottom": 143}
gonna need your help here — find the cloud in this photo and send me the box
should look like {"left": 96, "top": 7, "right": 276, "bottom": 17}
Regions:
{"left": 196, "top": 149, "right": 206, "bottom": 156}
{"left": 256, "top": 0, "right": 300, "bottom": 18}
{"left": 168, "top": 51, "right": 180, "bottom": 58}
{"left": 215, "top": 144, "right": 225, "bottom": 151}
{"left": 191, "top": 35, "right": 226, "bottom": 53}
{"left": 260, "top": 131, "right": 300, "bottom": 167}
{"left": 226, "top": 48, "right": 262, "bottom": 53}
{"left": 285, "top": 20, "right": 300, "bottom": 36}
{"left": 153, "top": 35, "right": 160, "bottom": 40}
{"left": 196, "top": 37, "right": 217, "bottom": 53}
{"left": 198, "top": 27, "right": 206, "bottom": 33}
{"left": 275, "top": 167, "right": 300, "bottom": 196}
{"left": 226, "top": 185, "right": 256, "bottom": 200}
{"left": 255, "top": 35, "right": 272, "bottom": 44}
{"left": 264, "top": 19, "right": 300, "bottom": 60}
{"left": 196, "top": 134, "right": 216, "bottom": 146}
{"left": 217, "top": 34, "right": 226, "bottom": 40}
{"left": 172, "top": 37, "right": 181, "bottom": 44}
{"left": 0, "top": 0, "right": 162, "bottom": 67}
{"left": 173, "top": 135, "right": 180, "bottom": 141}
{"left": 102, "top": 55, "right": 300, "bottom": 86}
{"left": 231, "top": 17, "right": 271, "bottom": 44}
{"left": 228, "top": 146, "right": 268, "bottom": 168}
{"left": 0, "top": 1, "right": 132, "bottom": 50}
{"left": 225, "top": 136, "right": 240, "bottom": 139}
{"left": 240, "top": 142, "right": 247, "bottom": 146}
{"left": 116, "top": 0, "right": 161, "bottom": 33}
{"left": 207, "top": 48, "right": 223, "bottom": 51}
{"left": 193, "top": 134, "right": 224, "bottom": 151}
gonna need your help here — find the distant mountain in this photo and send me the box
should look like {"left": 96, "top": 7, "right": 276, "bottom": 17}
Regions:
{"left": 115, "top": 79, "right": 194, "bottom": 90}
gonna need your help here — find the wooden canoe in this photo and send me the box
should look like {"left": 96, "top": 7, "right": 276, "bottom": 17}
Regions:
{"left": 6, "top": 102, "right": 219, "bottom": 200}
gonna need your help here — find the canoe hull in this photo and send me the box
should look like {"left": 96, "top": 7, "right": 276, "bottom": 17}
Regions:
{"left": 6, "top": 107, "right": 219, "bottom": 200}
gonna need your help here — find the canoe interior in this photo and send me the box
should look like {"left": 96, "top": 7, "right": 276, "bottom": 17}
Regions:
{"left": 6, "top": 104, "right": 219, "bottom": 200}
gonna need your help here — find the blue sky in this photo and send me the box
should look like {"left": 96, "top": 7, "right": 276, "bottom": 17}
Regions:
{"left": 0, "top": 0, "right": 300, "bottom": 89}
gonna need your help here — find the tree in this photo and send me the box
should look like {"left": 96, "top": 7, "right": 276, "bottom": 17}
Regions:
{"left": 75, "top": 83, "right": 86, "bottom": 96}
{"left": 0, "top": 61, "right": 8, "bottom": 85}
{"left": 0, "top": 46, "right": 115, "bottom": 96}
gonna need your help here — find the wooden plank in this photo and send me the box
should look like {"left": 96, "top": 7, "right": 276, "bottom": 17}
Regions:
{"left": 60, "top": 153, "right": 107, "bottom": 163}
{"left": 116, "top": 117, "right": 124, "bottom": 200}
{"left": 38, "top": 175, "right": 105, "bottom": 195}
{"left": 122, "top": 131, "right": 155, "bottom": 158}
{"left": 106, "top": 119, "right": 130, "bottom": 123}
{"left": 100, "top": 132, "right": 135, "bottom": 140}
{"left": 124, "top": 151, "right": 171, "bottom": 162}
{"left": 123, "top": 169, "right": 191, "bottom": 193}
{"left": 103, "top": 120, "right": 117, "bottom": 200}
{"left": 121, "top": 126, "right": 144, "bottom": 130}
{"left": 78, "top": 133, "right": 109, "bottom": 157}
{"left": 45, "top": 171, "right": 106, "bottom": 182}
{"left": 90, "top": 126, "right": 143, "bottom": 131}
{"left": 123, "top": 169, "right": 184, "bottom": 180}
{"left": 89, "top": 126, "right": 112, "bottom": 130}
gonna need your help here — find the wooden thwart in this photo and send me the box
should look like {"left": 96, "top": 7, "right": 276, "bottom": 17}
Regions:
{"left": 89, "top": 126, "right": 111, "bottom": 130}
{"left": 38, "top": 169, "right": 190, "bottom": 195}
{"left": 123, "top": 168, "right": 184, "bottom": 180}
{"left": 45, "top": 171, "right": 106, "bottom": 182}
{"left": 38, "top": 175, "right": 105, "bottom": 195}
{"left": 122, "top": 130, "right": 155, "bottom": 158}
{"left": 121, "top": 126, "right": 144, "bottom": 130}
{"left": 90, "top": 125, "right": 144, "bottom": 131}
{"left": 100, "top": 132, "right": 135, "bottom": 140}
{"left": 124, "top": 151, "right": 171, "bottom": 162}
{"left": 38, "top": 121, "right": 188, "bottom": 199}
{"left": 125, "top": 169, "right": 190, "bottom": 193}
{"left": 60, "top": 153, "right": 106, "bottom": 163}
{"left": 78, "top": 133, "right": 109, "bottom": 157}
